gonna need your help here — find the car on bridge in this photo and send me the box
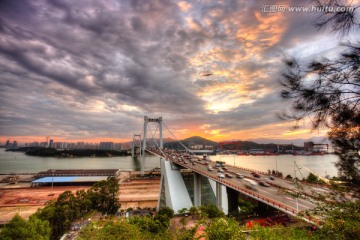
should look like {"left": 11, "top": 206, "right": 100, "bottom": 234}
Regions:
{"left": 236, "top": 173, "right": 244, "bottom": 179}
{"left": 244, "top": 178, "right": 258, "bottom": 190}
{"left": 225, "top": 173, "right": 233, "bottom": 178}
{"left": 259, "top": 181, "right": 270, "bottom": 187}
{"left": 251, "top": 172, "right": 261, "bottom": 178}
{"left": 207, "top": 166, "right": 213, "bottom": 171}
{"left": 217, "top": 173, "right": 225, "bottom": 178}
{"left": 218, "top": 168, "right": 224, "bottom": 173}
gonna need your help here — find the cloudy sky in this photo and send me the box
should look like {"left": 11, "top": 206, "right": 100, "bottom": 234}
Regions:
{"left": 0, "top": 0, "right": 357, "bottom": 144}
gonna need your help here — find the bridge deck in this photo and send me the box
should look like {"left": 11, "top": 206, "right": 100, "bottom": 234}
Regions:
{"left": 146, "top": 149, "right": 338, "bottom": 224}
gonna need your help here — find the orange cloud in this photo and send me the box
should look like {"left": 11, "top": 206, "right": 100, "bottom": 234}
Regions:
{"left": 178, "top": 1, "right": 192, "bottom": 12}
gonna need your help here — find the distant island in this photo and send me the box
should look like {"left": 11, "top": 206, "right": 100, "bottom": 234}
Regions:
{"left": 6, "top": 147, "right": 130, "bottom": 157}
{"left": 163, "top": 136, "right": 304, "bottom": 153}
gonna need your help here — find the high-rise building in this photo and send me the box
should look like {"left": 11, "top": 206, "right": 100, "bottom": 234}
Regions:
{"left": 77, "top": 142, "right": 85, "bottom": 149}
{"left": 114, "top": 143, "right": 122, "bottom": 150}
{"left": 99, "top": 142, "right": 114, "bottom": 150}
{"left": 49, "top": 139, "right": 54, "bottom": 148}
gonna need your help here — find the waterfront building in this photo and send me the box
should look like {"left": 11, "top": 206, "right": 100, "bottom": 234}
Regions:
{"left": 99, "top": 142, "right": 114, "bottom": 150}
{"left": 49, "top": 139, "right": 54, "bottom": 148}
{"left": 114, "top": 143, "right": 122, "bottom": 150}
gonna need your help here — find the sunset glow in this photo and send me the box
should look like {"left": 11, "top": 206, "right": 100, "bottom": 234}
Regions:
{"left": 1, "top": 0, "right": 354, "bottom": 145}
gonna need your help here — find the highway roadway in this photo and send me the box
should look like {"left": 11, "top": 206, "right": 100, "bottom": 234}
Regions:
{"left": 148, "top": 149, "right": 336, "bottom": 218}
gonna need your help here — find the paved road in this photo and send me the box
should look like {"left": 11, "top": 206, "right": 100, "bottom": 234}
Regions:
{"left": 148, "top": 149, "right": 337, "bottom": 219}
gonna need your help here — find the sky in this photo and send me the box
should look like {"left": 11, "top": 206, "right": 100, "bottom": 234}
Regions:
{"left": 0, "top": 0, "right": 357, "bottom": 144}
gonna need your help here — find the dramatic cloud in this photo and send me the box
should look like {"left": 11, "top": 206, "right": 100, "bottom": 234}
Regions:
{"left": 0, "top": 0, "right": 356, "bottom": 143}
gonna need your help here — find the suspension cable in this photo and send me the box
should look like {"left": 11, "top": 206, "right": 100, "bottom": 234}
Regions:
{"left": 148, "top": 123, "right": 167, "bottom": 158}
{"left": 163, "top": 121, "right": 196, "bottom": 155}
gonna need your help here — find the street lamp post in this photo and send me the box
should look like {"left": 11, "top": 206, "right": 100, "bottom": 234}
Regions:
{"left": 294, "top": 160, "right": 299, "bottom": 214}
{"left": 51, "top": 169, "right": 55, "bottom": 196}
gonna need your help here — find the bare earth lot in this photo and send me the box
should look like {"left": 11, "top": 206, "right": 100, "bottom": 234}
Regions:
{"left": 0, "top": 172, "right": 161, "bottom": 223}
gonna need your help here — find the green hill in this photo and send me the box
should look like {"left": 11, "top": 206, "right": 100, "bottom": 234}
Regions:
{"left": 164, "top": 136, "right": 217, "bottom": 150}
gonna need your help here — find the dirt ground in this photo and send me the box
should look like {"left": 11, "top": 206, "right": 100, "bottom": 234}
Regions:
{"left": 0, "top": 171, "right": 161, "bottom": 224}
{"left": 119, "top": 177, "right": 160, "bottom": 210}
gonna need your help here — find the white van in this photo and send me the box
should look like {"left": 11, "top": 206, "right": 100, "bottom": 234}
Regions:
{"left": 244, "top": 178, "right": 258, "bottom": 190}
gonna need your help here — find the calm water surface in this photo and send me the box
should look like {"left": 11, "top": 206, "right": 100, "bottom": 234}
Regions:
{"left": 0, "top": 149, "right": 160, "bottom": 173}
{"left": 0, "top": 149, "right": 339, "bottom": 178}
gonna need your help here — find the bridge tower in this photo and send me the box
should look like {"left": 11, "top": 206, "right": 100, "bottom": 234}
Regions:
{"left": 131, "top": 134, "right": 142, "bottom": 157}
{"left": 141, "top": 116, "right": 163, "bottom": 175}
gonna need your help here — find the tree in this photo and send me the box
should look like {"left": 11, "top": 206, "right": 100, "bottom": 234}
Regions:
{"left": 78, "top": 219, "right": 143, "bottom": 240}
{"left": 0, "top": 214, "right": 51, "bottom": 240}
{"left": 199, "top": 204, "right": 225, "bottom": 219}
{"left": 306, "top": 173, "right": 320, "bottom": 183}
{"left": 205, "top": 218, "right": 246, "bottom": 240}
{"left": 88, "top": 176, "right": 120, "bottom": 214}
{"left": 315, "top": 201, "right": 360, "bottom": 240}
{"left": 178, "top": 207, "right": 188, "bottom": 215}
{"left": 157, "top": 206, "right": 174, "bottom": 219}
{"left": 189, "top": 206, "right": 198, "bottom": 219}
{"left": 280, "top": 0, "right": 360, "bottom": 194}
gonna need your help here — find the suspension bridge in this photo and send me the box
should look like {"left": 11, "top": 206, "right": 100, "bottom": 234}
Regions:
{"left": 131, "top": 116, "right": 337, "bottom": 224}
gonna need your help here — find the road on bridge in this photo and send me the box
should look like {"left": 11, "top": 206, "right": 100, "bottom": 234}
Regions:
{"left": 148, "top": 149, "right": 339, "bottom": 220}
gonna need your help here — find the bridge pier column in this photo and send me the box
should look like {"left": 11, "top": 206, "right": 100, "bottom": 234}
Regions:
{"left": 226, "top": 187, "right": 239, "bottom": 215}
{"left": 216, "top": 182, "right": 222, "bottom": 211}
{"left": 194, "top": 173, "right": 201, "bottom": 207}
{"left": 141, "top": 117, "right": 148, "bottom": 176}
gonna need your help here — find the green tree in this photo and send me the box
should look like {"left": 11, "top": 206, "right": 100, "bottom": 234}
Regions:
{"left": 238, "top": 199, "right": 256, "bottom": 217}
{"left": 189, "top": 206, "right": 198, "bottom": 218}
{"left": 157, "top": 206, "right": 174, "bottom": 219}
{"left": 0, "top": 214, "right": 51, "bottom": 240}
{"left": 178, "top": 207, "right": 188, "bottom": 215}
{"left": 199, "top": 204, "right": 225, "bottom": 219}
{"left": 315, "top": 200, "right": 360, "bottom": 240}
{"left": 205, "top": 218, "right": 246, "bottom": 240}
{"left": 280, "top": 0, "right": 360, "bottom": 194}
{"left": 88, "top": 176, "right": 120, "bottom": 214}
{"left": 78, "top": 219, "right": 143, "bottom": 240}
{"left": 248, "top": 224, "right": 315, "bottom": 240}
{"left": 129, "top": 216, "right": 165, "bottom": 234}
{"left": 306, "top": 173, "right": 320, "bottom": 183}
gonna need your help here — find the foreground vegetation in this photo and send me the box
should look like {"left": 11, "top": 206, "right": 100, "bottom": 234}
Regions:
{"left": 1, "top": 172, "right": 359, "bottom": 239}
{"left": 0, "top": 177, "right": 119, "bottom": 240}
{"left": 76, "top": 201, "right": 360, "bottom": 240}
{"left": 2, "top": 197, "right": 360, "bottom": 239}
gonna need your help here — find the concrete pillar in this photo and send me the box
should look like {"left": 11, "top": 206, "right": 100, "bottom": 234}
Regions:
{"left": 159, "top": 117, "right": 163, "bottom": 149}
{"left": 194, "top": 173, "right": 201, "bottom": 207}
{"left": 226, "top": 187, "right": 239, "bottom": 215}
{"left": 131, "top": 142, "right": 134, "bottom": 158}
{"left": 141, "top": 116, "right": 148, "bottom": 176}
{"left": 216, "top": 182, "right": 222, "bottom": 211}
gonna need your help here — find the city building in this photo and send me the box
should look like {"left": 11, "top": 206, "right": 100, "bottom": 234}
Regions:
{"left": 99, "top": 142, "right": 114, "bottom": 150}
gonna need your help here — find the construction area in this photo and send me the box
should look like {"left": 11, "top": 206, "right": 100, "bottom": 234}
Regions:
{"left": 0, "top": 169, "right": 161, "bottom": 224}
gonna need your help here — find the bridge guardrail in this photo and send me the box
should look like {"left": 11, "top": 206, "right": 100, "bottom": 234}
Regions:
{"left": 173, "top": 159, "right": 298, "bottom": 216}
{"left": 148, "top": 149, "right": 321, "bottom": 224}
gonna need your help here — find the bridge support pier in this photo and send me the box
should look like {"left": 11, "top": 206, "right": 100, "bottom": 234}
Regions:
{"left": 132, "top": 134, "right": 141, "bottom": 158}
{"left": 216, "top": 182, "right": 223, "bottom": 211}
{"left": 226, "top": 187, "right": 239, "bottom": 215}
{"left": 194, "top": 173, "right": 201, "bottom": 207}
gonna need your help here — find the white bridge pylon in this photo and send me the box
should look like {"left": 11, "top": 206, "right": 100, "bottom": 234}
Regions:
{"left": 139, "top": 116, "right": 228, "bottom": 214}
{"left": 131, "top": 134, "right": 141, "bottom": 158}
{"left": 141, "top": 116, "right": 163, "bottom": 176}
